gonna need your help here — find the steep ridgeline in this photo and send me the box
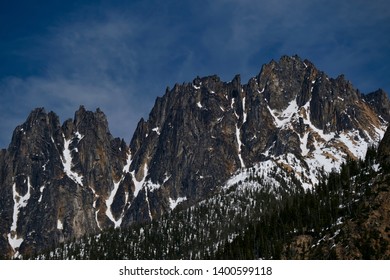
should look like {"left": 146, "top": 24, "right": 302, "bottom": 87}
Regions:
{"left": 0, "top": 107, "right": 130, "bottom": 258}
{"left": 0, "top": 55, "right": 389, "bottom": 259}
{"left": 127, "top": 55, "right": 389, "bottom": 221}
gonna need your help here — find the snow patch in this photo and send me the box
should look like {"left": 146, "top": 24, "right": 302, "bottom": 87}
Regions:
{"left": 242, "top": 97, "right": 247, "bottom": 123}
{"left": 145, "top": 189, "right": 153, "bottom": 221}
{"left": 74, "top": 131, "right": 84, "bottom": 141}
{"left": 42, "top": 159, "right": 49, "bottom": 171}
{"left": 131, "top": 164, "right": 148, "bottom": 199}
{"left": 163, "top": 174, "right": 171, "bottom": 184}
{"left": 104, "top": 150, "right": 132, "bottom": 228}
{"left": 105, "top": 180, "right": 122, "bottom": 228}
{"left": 224, "top": 160, "right": 285, "bottom": 192}
{"left": 197, "top": 101, "right": 203, "bottom": 108}
{"left": 7, "top": 232, "right": 23, "bottom": 254}
{"left": 145, "top": 173, "right": 171, "bottom": 192}
{"left": 62, "top": 134, "right": 84, "bottom": 186}
{"left": 38, "top": 185, "right": 45, "bottom": 203}
{"left": 8, "top": 178, "right": 32, "bottom": 251}
{"left": 57, "top": 219, "right": 63, "bottom": 230}
{"left": 235, "top": 124, "right": 245, "bottom": 168}
{"left": 300, "top": 132, "right": 310, "bottom": 156}
{"left": 169, "top": 196, "right": 187, "bottom": 210}
{"left": 373, "top": 125, "right": 386, "bottom": 142}
{"left": 267, "top": 99, "right": 299, "bottom": 129}
{"left": 372, "top": 163, "right": 380, "bottom": 172}
{"left": 123, "top": 152, "right": 132, "bottom": 173}
{"left": 338, "top": 130, "right": 368, "bottom": 160}
{"left": 263, "top": 97, "right": 387, "bottom": 188}
{"left": 95, "top": 209, "right": 102, "bottom": 230}
{"left": 152, "top": 127, "right": 161, "bottom": 135}
{"left": 145, "top": 180, "right": 161, "bottom": 192}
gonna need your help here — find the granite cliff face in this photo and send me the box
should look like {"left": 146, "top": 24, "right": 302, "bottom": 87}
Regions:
{"left": 0, "top": 107, "right": 131, "bottom": 258}
{"left": 0, "top": 55, "right": 389, "bottom": 258}
{"left": 128, "top": 55, "right": 389, "bottom": 202}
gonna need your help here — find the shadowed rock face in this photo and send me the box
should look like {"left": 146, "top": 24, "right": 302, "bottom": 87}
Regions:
{"left": 378, "top": 126, "right": 390, "bottom": 167}
{"left": 0, "top": 106, "right": 131, "bottom": 258}
{"left": 364, "top": 89, "right": 390, "bottom": 123}
{"left": 127, "top": 55, "right": 388, "bottom": 205}
{"left": 0, "top": 55, "right": 389, "bottom": 258}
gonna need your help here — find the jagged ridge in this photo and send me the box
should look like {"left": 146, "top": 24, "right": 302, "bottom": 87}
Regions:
{"left": 0, "top": 55, "right": 389, "bottom": 259}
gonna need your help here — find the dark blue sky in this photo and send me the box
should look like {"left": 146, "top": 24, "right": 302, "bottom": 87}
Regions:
{"left": 1, "top": 0, "right": 389, "bottom": 147}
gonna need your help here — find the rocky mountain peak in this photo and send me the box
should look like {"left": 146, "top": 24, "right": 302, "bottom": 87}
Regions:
{"left": 363, "top": 89, "right": 390, "bottom": 122}
{"left": 127, "top": 55, "right": 388, "bottom": 202}
{"left": 0, "top": 55, "right": 389, "bottom": 259}
{"left": 0, "top": 106, "right": 131, "bottom": 258}
{"left": 74, "top": 106, "right": 108, "bottom": 129}
{"left": 258, "top": 55, "right": 319, "bottom": 110}
{"left": 24, "top": 107, "right": 47, "bottom": 125}
{"left": 10, "top": 108, "right": 60, "bottom": 144}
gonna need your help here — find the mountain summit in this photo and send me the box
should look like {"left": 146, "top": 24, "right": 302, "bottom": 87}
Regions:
{"left": 0, "top": 55, "right": 389, "bottom": 258}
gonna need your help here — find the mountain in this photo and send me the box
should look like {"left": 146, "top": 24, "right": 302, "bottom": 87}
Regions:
{"left": 207, "top": 130, "right": 390, "bottom": 260}
{"left": 0, "top": 107, "right": 130, "bottom": 258}
{"left": 0, "top": 55, "right": 389, "bottom": 259}
{"left": 30, "top": 126, "right": 390, "bottom": 260}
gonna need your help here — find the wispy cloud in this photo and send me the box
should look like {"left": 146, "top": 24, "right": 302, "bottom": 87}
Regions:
{"left": 1, "top": 0, "right": 389, "bottom": 147}
{"left": 0, "top": 7, "right": 172, "bottom": 146}
{"left": 197, "top": 0, "right": 390, "bottom": 86}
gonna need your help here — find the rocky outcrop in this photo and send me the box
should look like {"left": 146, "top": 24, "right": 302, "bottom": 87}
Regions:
{"left": 0, "top": 107, "right": 131, "bottom": 258}
{"left": 364, "top": 89, "right": 390, "bottom": 122}
{"left": 127, "top": 55, "right": 389, "bottom": 209}
{"left": 378, "top": 125, "right": 390, "bottom": 167}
